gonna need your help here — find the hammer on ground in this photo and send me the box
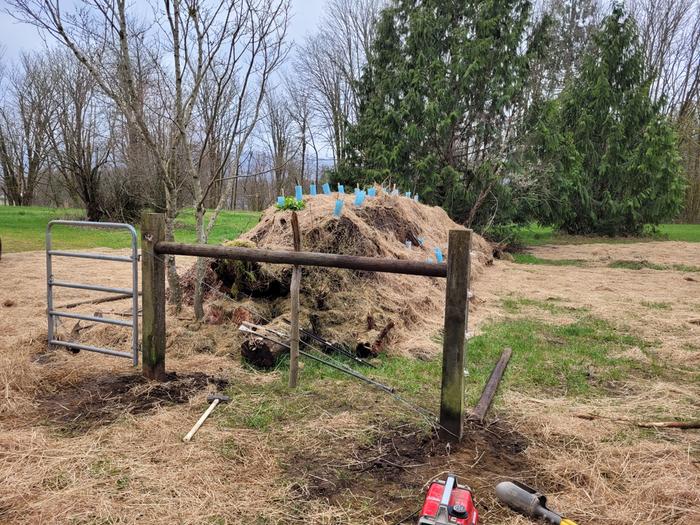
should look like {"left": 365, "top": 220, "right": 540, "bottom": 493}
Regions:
{"left": 183, "top": 393, "right": 230, "bottom": 443}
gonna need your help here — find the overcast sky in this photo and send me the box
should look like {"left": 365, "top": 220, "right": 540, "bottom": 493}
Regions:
{"left": 0, "top": 0, "right": 326, "bottom": 61}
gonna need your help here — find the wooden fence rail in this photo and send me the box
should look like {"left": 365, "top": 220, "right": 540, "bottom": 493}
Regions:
{"left": 154, "top": 241, "right": 448, "bottom": 277}
{"left": 141, "top": 213, "right": 471, "bottom": 441}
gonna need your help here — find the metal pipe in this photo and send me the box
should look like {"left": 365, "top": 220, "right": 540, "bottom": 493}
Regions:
{"left": 239, "top": 325, "right": 396, "bottom": 394}
{"left": 50, "top": 280, "right": 133, "bottom": 296}
{"left": 48, "top": 220, "right": 138, "bottom": 229}
{"left": 47, "top": 250, "right": 134, "bottom": 262}
{"left": 280, "top": 318, "right": 377, "bottom": 368}
{"left": 46, "top": 224, "right": 54, "bottom": 346}
{"left": 156, "top": 241, "right": 447, "bottom": 278}
{"left": 49, "top": 340, "right": 133, "bottom": 359}
{"left": 130, "top": 227, "right": 139, "bottom": 366}
{"left": 49, "top": 310, "right": 132, "bottom": 327}
{"left": 495, "top": 481, "right": 563, "bottom": 524}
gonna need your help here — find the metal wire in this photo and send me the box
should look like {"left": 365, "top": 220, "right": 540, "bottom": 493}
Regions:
{"left": 141, "top": 247, "right": 459, "bottom": 439}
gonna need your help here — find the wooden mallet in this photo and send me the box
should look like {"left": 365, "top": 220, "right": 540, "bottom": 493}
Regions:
{"left": 183, "top": 393, "right": 230, "bottom": 442}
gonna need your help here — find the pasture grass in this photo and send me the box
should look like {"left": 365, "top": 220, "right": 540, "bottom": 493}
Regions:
{"left": 0, "top": 205, "right": 261, "bottom": 253}
{"left": 512, "top": 253, "right": 587, "bottom": 266}
{"left": 517, "top": 223, "right": 700, "bottom": 246}
{"left": 224, "top": 311, "right": 659, "bottom": 435}
{"left": 3, "top": 206, "right": 699, "bottom": 253}
{"left": 608, "top": 260, "right": 700, "bottom": 272}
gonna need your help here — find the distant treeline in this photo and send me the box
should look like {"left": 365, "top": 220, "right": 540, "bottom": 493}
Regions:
{"left": 0, "top": 0, "right": 698, "bottom": 238}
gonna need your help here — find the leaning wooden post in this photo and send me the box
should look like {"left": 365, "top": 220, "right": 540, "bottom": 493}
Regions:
{"left": 288, "top": 211, "right": 302, "bottom": 388}
{"left": 439, "top": 229, "right": 471, "bottom": 441}
{"left": 141, "top": 213, "right": 167, "bottom": 381}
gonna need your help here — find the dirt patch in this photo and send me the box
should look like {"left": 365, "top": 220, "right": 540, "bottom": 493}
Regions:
{"left": 38, "top": 372, "right": 227, "bottom": 433}
{"left": 286, "top": 420, "right": 536, "bottom": 522}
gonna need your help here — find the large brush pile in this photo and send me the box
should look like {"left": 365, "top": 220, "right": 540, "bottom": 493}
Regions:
{"left": 189, "top": 192, "right": 493, "bottom": 358}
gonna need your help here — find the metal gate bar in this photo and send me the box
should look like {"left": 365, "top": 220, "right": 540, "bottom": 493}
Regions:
{"left": 46, "top": 220, "right": 139, "bottom": 365}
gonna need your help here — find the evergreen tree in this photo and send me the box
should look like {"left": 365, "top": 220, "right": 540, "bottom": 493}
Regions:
{"left": 531, "top": 5, "right": 685, "bottom": 235}
{"left": 337, "top": 0, "right": 541, "bottom": 226}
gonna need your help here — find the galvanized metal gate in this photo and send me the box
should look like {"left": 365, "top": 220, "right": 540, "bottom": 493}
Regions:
{"left": 46, "top": 220, "right": 139, "bottom": 365}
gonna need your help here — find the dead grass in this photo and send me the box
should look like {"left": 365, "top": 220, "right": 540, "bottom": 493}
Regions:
{"left": 196, "top": 192, "right": 494, "bottom": 359}
{"left": 1, "top": 239, "right": 699, "bottom": 524}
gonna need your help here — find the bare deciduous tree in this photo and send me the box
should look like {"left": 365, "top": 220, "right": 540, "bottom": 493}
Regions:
{"left": 47, "top": 50, "right": 112, "bottom": 221}
{"left": 286, "top": 75, "right": 317, "bottom": 185}
{"left": 188, "top": 1, "right": 290, "bottom": 319}
{"left": 296, "top": 0, "right": 382, "bottom": 164}
{"left": 0, "top": 53, "right": 53, "bottom": 206}
{"left": 631, "top": 0, "right": 700, "bottom": 221}
{"left": 264, "top": 90, "right": 296, "bottom": 195}
{"left": 6, "top": 0, "right": 289, "bottom": 314}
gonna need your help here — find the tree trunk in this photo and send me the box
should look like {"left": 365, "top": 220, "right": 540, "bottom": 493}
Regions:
{"left": 193, "top": 205, "right": 207, "bottom": 320}
{"left": 164, "top": 197, "right": 182, "bottom": 312}
{"left": 85, "top": 196, "right": 104, "bottom": 222}
{"left": 241, "top": 337, "right": 288, "bottom": 369}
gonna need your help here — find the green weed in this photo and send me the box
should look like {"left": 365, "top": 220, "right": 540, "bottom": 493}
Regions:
{"left": 609, "top": 260, "right": 700, "bottom": 272}
{"left": 640, "top": 301, "right": 672, "bottom": 310}
{"left": 512, "top": 253, "right": 586, "bottom": 266}
{"left": 501, "top": 296, "right": 588, "bottom": 315}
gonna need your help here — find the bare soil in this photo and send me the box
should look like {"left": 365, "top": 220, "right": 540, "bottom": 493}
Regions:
{"left": 38, "top": 371, "right": 228, "bottom": 434}
{"left": 287, "top": 420, "right": 534, "bottom": 522}
{"left": 1, "top": 242, "right": 699, "bottom": 524}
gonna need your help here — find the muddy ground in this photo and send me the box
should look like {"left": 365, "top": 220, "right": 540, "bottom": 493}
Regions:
{"left": 0, "top": 242, "right": 699, "bottom": 524}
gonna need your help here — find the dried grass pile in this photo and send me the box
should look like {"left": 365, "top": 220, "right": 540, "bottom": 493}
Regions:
{"left": 192, "top": 192, "right": 493, "bottom": 357}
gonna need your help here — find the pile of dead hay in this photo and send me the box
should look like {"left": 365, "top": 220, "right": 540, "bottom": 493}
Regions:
{"left": 188, "top": 192, "right": 493, "bottom": 357}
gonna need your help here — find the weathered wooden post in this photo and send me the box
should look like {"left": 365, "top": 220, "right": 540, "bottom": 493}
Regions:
{"left": 288, "top": 211, "right": 302, "bottom": 388}
{"left": 141, "top": 213, "right": 167, "bottom": 381}
{"left": 439, "top": 229, "right": 471, "bottom": 441}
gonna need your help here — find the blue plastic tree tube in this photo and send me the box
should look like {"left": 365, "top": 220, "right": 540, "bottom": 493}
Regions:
{"left": 367, "top": 187, "right": 376, "bottom": 197}
{"left": 405, "top": 191, "right": 412, "bottom": 198}
{"left": 310, "top": 184, "right": 317, "bottom": 196}
{"left": 338, "top": 184, "right": 344, "bottom": 194}
{"left": 334, "top": 198, "right": 344, "bottom": 217}
{"left": 414, "top": 194, "right": 419, "bottom": 202}
{"left": 417, "top": 237, "right": 425, "bottom": 246}
{"left": 322, "top": 183, "right": 331, "bottom": 195}
{"left": 295, "top": 185, "right": 303, "bottom": 201}
{"left": 391, "top": 189, "right": 399, "bottom": 196}
{"left": 354, "top": 190, "right": 366, "bottom": 206}
{"left": 405, "top": 240, "right": 412, "bottom": 249}
{"left": 434, "top": 247, "right": 444, "bottom": 263}
{"left": 277, "top": 196, "right": 285, "bottom": 206}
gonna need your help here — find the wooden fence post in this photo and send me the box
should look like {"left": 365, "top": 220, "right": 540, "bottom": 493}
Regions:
{"left": 288, "top": 211, "right": 302, "bottom": 388}
{"left": 439, "top": 229, "right": 471, "bottom": 441}
{"left": 141, "top": 213, "right": 167, "bottom": 381}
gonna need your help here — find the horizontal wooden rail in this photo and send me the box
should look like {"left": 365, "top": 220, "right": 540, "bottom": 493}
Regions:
{"left": 155, "top": 241, "right": 447, "bottom": 278}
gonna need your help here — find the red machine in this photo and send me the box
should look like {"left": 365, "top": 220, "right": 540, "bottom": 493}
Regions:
{"left": 418, "top": 474, "right": 479, "bottom": 525}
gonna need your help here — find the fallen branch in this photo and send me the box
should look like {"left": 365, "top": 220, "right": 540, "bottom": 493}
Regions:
{"left": 469, "top": 347, "right": 512, "bottom": 424}
{"left": 56, "top": 292, "right": 142, "bottom": 310}
{"left": 575, "top": 413, "right": 700, "bottom": 429}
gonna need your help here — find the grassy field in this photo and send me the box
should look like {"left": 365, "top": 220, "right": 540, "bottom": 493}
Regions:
{"left": 517, "top": 222, "right": 700, "bottom": 245}
{"left": 0, "top": 206, "right": 261, "bottom": 253}
{"left": 3, "top": 206, "right": 700, "bottom": 253}
{"left": 2, "top": 206, "right": 698, "bottom": 523}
